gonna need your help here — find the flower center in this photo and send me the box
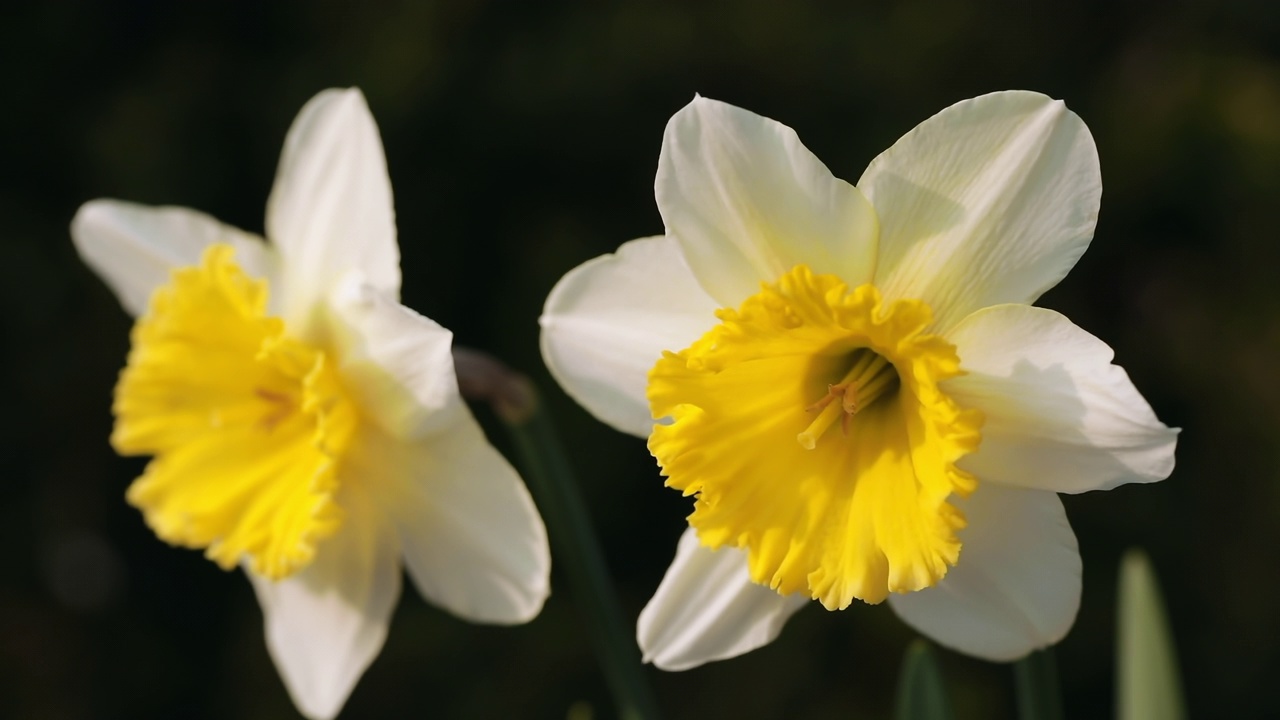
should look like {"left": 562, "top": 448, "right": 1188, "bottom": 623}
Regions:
{"left": 647, "top": 264, "right": 983, "bottom": 608}
{"left": 112, "top": 244, "right": 357, "bottom": 580}
{"left": 798, "top": 348, "right": 899, "bottom": 450}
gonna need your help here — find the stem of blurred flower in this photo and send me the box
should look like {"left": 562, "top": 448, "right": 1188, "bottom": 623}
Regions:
{"left": 1014, "top": 648, "right": 1063, "bottom": 720}
{"left": 455, "top": 348, "right": 663, "bottom": 720}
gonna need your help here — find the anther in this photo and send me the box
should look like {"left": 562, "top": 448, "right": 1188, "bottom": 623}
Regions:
{"left": 797, "top": 349, "right": 897, "bottom": 449}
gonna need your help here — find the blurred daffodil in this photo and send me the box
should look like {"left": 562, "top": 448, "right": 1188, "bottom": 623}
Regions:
{"left": 73, "top": 88, "right": 550, "bottom": 718}
{"left": 540, "top": 92, "right": 1176, "bottom": 669}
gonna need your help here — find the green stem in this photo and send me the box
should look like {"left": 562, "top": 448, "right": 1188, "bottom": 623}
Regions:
{"left": 1014, "top": 648, "right": 1064, "bottom": 720}
{"left": 453, "top": 350, "right": 661, "bottom": 720}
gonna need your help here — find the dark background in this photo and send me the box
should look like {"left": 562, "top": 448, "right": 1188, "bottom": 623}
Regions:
{"left": 3, "top": 1, "right": 1277, "bottom": 718}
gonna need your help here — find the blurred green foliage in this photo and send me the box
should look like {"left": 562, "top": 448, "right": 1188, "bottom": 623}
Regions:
{"left": 1117, "top": 549, "right": 1185, "bottom": 720}
{"left": 1, "top": 0, "right": 1277, "bottom": 718}
{"left": 896, "top": 641, "right": 954, "bottom": 720}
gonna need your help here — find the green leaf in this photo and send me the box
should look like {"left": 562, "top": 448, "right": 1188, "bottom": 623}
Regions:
{"left": 1117, "top": 548, "right": 1186, "bottom": 720}
{"left": 1014, "top": 648, "right": 1063, "bottom": 720}
{"left": 895, "top": 639, "right": 954, "bottom": 720}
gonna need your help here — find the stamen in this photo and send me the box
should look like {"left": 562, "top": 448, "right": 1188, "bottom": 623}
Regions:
{"left": 851, "top": 360, "right": 896, "bottom": 409}
{"left": 255, "top": 387, "right": 295, "bottom": 432}
{"left": 254, "top": 388, "right": 292, "bottom": 405}
{"left": 804, "top": 385, "right": 841, "bottom": 413}
{"left": 797, "top": 349, "right": 897, "bottom": 449}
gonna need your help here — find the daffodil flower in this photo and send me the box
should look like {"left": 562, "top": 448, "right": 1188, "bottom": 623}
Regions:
{"left": 540, "top": 91, "right": 1176, "bottom": 669}
{"left": 73, "top": 88, "right": 550, "bottom": 718}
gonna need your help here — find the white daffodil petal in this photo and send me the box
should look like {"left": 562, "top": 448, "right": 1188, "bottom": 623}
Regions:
{"left": 249, "top": 489, "right": 401, "bottom": 720}
{"left": 356, "top": 420, "right": 550, "bottom": 624}
{"left": 888, "top": 485, "right": 1080, "bottom": 662}
{"left": 71, "top": 199, "right": 273, "bottom": 317}
{"left": 327, "top": 274, "right": 464, "bottom": 440}
{"left": 540, "top": 235, "right": 720, "bottom": 437}
{"left": 638, "top": 528, "right": 810, "bottom": 671}
{"left": 862, "top": 91, "right": 1100, "bottom": 332}
{"left": 657, "top": 96, "right": 880, "bottom": 306}
{"left": 267, "top": 88, "right": 400, "bottom": 328}
{"left": 945, "top": 304, "right": 1178, "bottom": 494}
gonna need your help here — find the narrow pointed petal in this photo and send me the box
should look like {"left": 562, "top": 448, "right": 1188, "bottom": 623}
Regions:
{"left": 354, "top": 419, "right": 549, "bottom": 624}
{"left": 888, "top": 485, "right": 1080, "bottom": 661}
{"left": 249, "top": 489, "right": 401, "bottom": 720}
{"left": 540, "top": 235, "right": 720, "bottom": 437}
{"left": 862, "top": 91, "right": 1100, "bottom": 332}
{"left": 71, "top": 199, "right": 273, "bottom": 317}
{"left": 267, "top": 88, "right": 400, "bottom": 328}
{"left": 945, "top": 304, "right": 1177, "bottom": 494}
{"left": 638, "top": 528, "right": 809, "bottom": 670}
{"left": 657, "top": 96, "right": 880, "bottom": 306}
{"left": 327, "top": 275, "right": 464, "bottom": 440}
